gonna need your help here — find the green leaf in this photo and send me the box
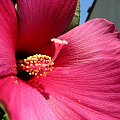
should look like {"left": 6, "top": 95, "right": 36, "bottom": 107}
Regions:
{"left": 66, "top": 0, "right": 80, "bottom": 31}
{"left": 2, "top": 114, "right": 9, "bottom": 120}
{"left": 0, "top": 105, "right": 9, "bottom": 120}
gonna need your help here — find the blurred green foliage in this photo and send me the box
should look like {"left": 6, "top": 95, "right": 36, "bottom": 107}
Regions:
{"left": 66, "top": 0, "right": 80, "bottom": 31}
{"left": 0, "top": 105, "right": 9, "bottom": 120}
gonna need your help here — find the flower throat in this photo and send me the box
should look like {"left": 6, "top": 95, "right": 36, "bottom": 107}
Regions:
{"left": 16, "top": 39, "right": 68, "bottom": 81}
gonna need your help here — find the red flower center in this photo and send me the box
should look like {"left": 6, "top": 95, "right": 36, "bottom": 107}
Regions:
{"left": 16, "top": 38, "right": 68, "bottom": 81}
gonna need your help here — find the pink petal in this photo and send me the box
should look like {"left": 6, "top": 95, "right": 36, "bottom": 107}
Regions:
{"left": 0, "top": 76, "right": 57, "bottom": 120}
{"left": 54, "top": 18, "right": 120, "bottom": 66}
{"left": 34, "top": 59, "right": 120, "bottom": 120}
{"left": 16, "top": 0, "right": 77, "bottom": 53}
{"left": 0, "top": 0, "right": 18, "bottom": 76}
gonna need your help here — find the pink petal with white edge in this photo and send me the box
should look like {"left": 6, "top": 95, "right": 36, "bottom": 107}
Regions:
{"left": 33, "top": 59, "right": 120, "bottom": 120}
{"left": 16, "top": 0, "right": 77, "bottom": 53}
{"left": 0, "top": 76, "right": 57, "bottom": 120}
{"left": 55, "top": 18, "right": 120, "bottom": 66}
{"left": 0, "top": 0, "right": 18, "bottom": 76}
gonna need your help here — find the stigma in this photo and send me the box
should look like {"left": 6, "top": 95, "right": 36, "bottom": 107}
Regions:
{"left": 17, "top": 54, "right": 54, "bottom": 77}
{"left": 51, "top": 38, "right": 68, "bottom": 61}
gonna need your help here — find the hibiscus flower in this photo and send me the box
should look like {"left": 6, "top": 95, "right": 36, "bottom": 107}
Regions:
{"left": 0, "top": 0, "right": 120, "bottom": 120}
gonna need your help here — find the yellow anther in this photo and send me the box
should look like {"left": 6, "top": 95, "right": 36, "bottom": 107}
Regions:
{"left": 29, "top": 73, "right": 32, "bottom": 75}
{"left": 17, "top": 54, "right": 54, "bottom": 77}
{"left": 34, "top": 70, "right": 39, "bottom": 73}
{"left": 39, "top": 74, "right": 42, "bottom": 76}
{"left": 30, "top": 61, "right": 33, "bottom": 64}
{"left": 30, "top": 64, "right": 33, "bottom": 66}
{"left": 31, "top": 71, "right": 35, "bottom": 75}
{"left": 26, "top": 66, "right": 29, "bottom": 69}
{"left": 34, "top": 61, "right": 37, "bottom": 64}
{"left": 35, "top": 64, "right": 38, "bottom": 66}
{"left": 21, "top": 64, "right": 24, "bottom": 66}
{"left": 34, "top": 73, "right": 37, "bottom": 76}
{"left": 26, "top": 61, "right": 29, "bottom": 64}
{"left": 24, "top": 59, "right": 27, "bottom": 62}
{"left": 26, "top": 70, "right": 30, "bottom": 72}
